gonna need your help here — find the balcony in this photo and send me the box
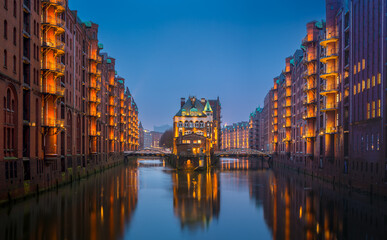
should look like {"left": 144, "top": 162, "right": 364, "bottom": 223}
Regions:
{"left": 41, "top": 38, "right": 65, "bottom": 54}
{"left": 321, "top": 102, "right": 338, "bottom": 112}
{"left": 89, "top": 54, "right": 102, "bottom": 63}
{"left": 41, "top": 15, "right": 65, "bottom": 32}
{"left": 41, "top": 84, "right": 65, "bottom": 97}
{"left": 42, "top": 118, "right": 64, "bottom": 128}
{"left": 89, "top": 81, "right": 101, "bottom": 91}
{"left": 303, "top": 112, "right": 316, "bottom": 119}
{"left": 322, "top": 127, "right": 338, "bottom": 135}
{"left": 320, "top": 66, "right": 338, "bottom": 79}
{"left": 89, "top": 111, "right": 101, "bottom": 118}
{"left": 283, "top": 102, "right": 291, "bottom": 108}
{"left": 304, "top": 54, "right": 317, "bottom": 64}
{"left": 89, "top": 96, "right": 101, "bottom": 104}
{"left": 320, "top": 83, "right": 339, "bottom": 95}
{"left": 89, "top": 68, "right": 102, "bottom": 76}
{"left": 282, "top": 137, "right": 292, "bottom": 142}
{"left": 302, "top": 35, "right": 315, "bottom": 45}
{"left": 41, "top": 60, "right": 65, "bottom": 75}
{"left": 41, "top": 0, "right": 66, "bottom": 11}
{"left": 89, "top": 130, "right": 101, "bottom": 137}
{"left": 303, "top": 83, "right": 316, "bottom": 92}
{"left": 285, "top": 92, "right": 292, "bottom": 98}
{"left": 283, "top": 122, "right": 291, "bottom": 128}
{"left": 303, "top": 67, "right": 317, "bottom": 79}
{"left": 320, "top": 35, "right": 339, "bottom": 47}
{"left": 303, "top": 97, "right": 316, "bottom": 105}
{"left": 320, "top": 48, "right": 339, "bottom": 63}
{"left": 303, "top": 132, "right": 316, "bottom": 139}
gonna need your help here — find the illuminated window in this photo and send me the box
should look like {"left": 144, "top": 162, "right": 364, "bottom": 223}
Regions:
{"left": 367, "top": 78, "right": 370, "bottom": 89}
{"left": 367, "top": 103, "right": 370, "bottom": 119}
{"left": 353, "top": 65, "right": 356, "bottom": 74}
{"left": 362, "top": 59, "right": 365, "bottom": 70}
{"left": 378, "top": 73, "right": 381, "bottom": 84}
{"left": 372, "top": 76, "right": 375, "bottom": 87}
{"left": 372, "top": 101, "right": 375, "bottom": 118}
{"left": 377, "top": 134, "right": 380, "bottom": 151}
{"left": 357, "top": 83, "right": 360, "bottom": 93}
{"left": 362, "top": 80, "right": 365, "bottom": 90}
{"left": 378, "top": 99, "right": 381, "bottom": 117}
{"left": 354, "top": 85, "right": 356, "bottom": 95}
{"left": 358, "top": 62, "right": 361, "bottom": 72}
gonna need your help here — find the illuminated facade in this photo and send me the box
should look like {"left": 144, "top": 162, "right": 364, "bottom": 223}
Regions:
{"left": 0, "top": 0, "right": 139, "bottom": 201}
{"left": 221, "top": 122, "right": 249, "bottom": 150}
{"left": 173, "top": 96, "right": 221, "bottom": 155}
{"left": 264, "top": 0, "right": 387, "bottom": 195}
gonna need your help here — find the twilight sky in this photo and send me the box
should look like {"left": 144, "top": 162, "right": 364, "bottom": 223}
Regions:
{"left": 69, "top": 0, "right": 326, "bottom": 130}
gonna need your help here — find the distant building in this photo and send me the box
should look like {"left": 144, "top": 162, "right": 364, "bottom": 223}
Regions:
{"left": 151, "top": 131, "right": 163, "bottom": 148}
{"left": 139, "top": 122, "right": 144, "bottom": 149}
{"left": 173, "top": 96, "right": 221, "bottom": 155}
{"left": 222, "top": 122, "right": 249, "bottom": 150}
{"left": 143, "top": 130, "right": 152, "bottom": 148}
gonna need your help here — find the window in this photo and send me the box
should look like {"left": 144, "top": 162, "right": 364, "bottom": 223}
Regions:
{"left": 378, "top": 73, "right": 381, "bottom": 84}
{"left": 195, "top": 121, "right": 199, "bottom": 128}
{"left": 13, "top": 0, "right": 16, "bottom": 17}
{"left": 367, "top": 78, "right": 370, "bottom": 89}
{"left": 184, "top": 121, "right": 189, "bottom": 128}
{"left": 372, "top": 101, "right": 375, "bottom": 118}
{"left": 12, "top": 55, "right": 16, "bottom": 72}
{"left": 189, "top": 121, "right": 193, "bottom": 128}
{"left": 3, "top": 88, "right": 17, "bottom": 157}
{"left": 13, "top": 27, "right": 16, "bottom": 45}
{"left": 4, "top": 50, "right": 7, "bottom": 68}
{"left": 378, "top": 99, "right": 381, "bottom": 117}
{"left": 4, "top": 20, "right": 7, "bottom": 39}
{"left": 200, "top": 121, "right": 204, "bottom": 128}
{"left": 372, "top": 76, "right": 375, "bottom": 87}
{"left": 4, "top": 0, "right": 8, "bottom": 9}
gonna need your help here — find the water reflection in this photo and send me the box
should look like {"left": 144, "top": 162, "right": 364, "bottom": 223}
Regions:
{"left": 249, "top": 168, "right": 387, "bottom": 240}
{"left": 1, "top": 158, "right": 386, "bottom": 239}
{"left": 0, "top": 164, "right": 138, "bottom": 240}
{"left": 171, "top": 170, "right": 220, "bottom": 231}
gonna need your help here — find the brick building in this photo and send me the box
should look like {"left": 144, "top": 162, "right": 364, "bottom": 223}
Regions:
{"left": 173, "top": 96, "right": 221, "bottom": 155}
{"left": 221, "top": 122, "right": 249, "bottom": 150}
{"left": 257, "top": 0, "right": 387, "bottom": 194}
{"left": 0, "top": 0, "right": 139, "bottom": 201}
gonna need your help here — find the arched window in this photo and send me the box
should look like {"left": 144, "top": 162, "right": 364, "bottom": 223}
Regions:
{"left": 184, "top": 121, "right": 189, "bottom": 128}
{"left": 195, "top": 121, "right": 199, "bottom": 128}
{"left": 200, "top": 121, "right": 204, "bottom": 128}
{"left": 189, "top": 121, "right": 193, "bottom": 128}
{"left": 177, "top": 121, "right": 183, "bottom": 128}
{"left": 76, "top": 115, "right": 81, "bottom": 154}
{"left": 4, "top": 20, "right": 7, "bottom": 39}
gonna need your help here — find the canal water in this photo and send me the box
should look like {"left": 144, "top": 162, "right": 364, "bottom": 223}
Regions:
{"left": 0, "top": 157, "right": 386, "bottom": 240}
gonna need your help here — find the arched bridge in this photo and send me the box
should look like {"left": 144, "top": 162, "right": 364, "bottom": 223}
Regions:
{"left": 124, "top": 148, "right": 172, "bottom": 157}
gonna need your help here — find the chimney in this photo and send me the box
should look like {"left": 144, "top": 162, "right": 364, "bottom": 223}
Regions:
{"left": 201, "top": 98, "right": 206, "bottom": 105}
{"left": 181, "top": 98, "right": 185, "bottom": 108}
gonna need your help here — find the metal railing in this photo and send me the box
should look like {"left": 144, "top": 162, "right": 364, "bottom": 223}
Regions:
{"left": 42, "top": 84, "right": 65, "bottom": 96}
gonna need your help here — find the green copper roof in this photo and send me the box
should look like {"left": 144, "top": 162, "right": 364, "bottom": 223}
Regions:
{"left": 118, "top": 79, "right": 124, "bottom": 84}
{"left": 84, "top": 21, "right": 92, "bottom": 28}
{"left": 107, "top": 59, "right": 112, "bottom": 64}
{"left": 115, "top": 70, "right": 117, "bottom": 75}
{"left": 301, "top": 45, "right": 306, "bottom": 51}
{"left": 315, "top": 21, "right": 323, "bottom": 29}
{"left": 204, "top": 101, "right": 213, "bottom": 112}
{"left": 98, "top": 43, "right": 104, "bottom": 49}
{"left": 191, "top": 108, "right": 198, "bottom": 112}
{"left": 290, "top": 58, "right": 295, "bottom": 66}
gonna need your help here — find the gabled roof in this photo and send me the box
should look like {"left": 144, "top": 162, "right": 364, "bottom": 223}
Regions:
{"left": 204, "top": 101, "right": 213, "bottom": 112}
{"left": 175, "top": 97, "right": 206, "bottom": 117}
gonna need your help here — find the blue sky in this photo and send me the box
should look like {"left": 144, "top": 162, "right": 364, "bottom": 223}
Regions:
{"left": 69, "top": 0, "right": 326, "bottom": 130}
